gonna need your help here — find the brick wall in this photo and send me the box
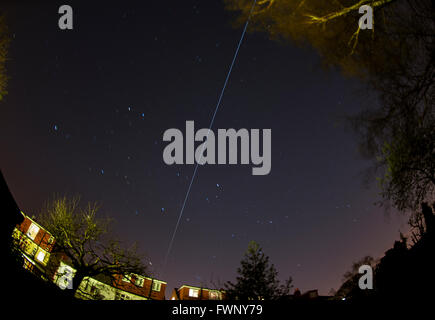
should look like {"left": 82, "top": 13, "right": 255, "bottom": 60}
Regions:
{"left": 113, "top": 274, "right": 166, "bottom": 300}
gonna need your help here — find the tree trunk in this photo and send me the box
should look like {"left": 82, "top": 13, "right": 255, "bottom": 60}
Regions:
{"left": 422, "top": 202, "right": 434, "bottom": 235}
{"left": 69, "top": 270, "right": 86, "bottom": 299}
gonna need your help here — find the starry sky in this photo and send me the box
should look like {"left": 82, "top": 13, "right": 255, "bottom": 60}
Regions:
{"left": 1, "top": 0, "right": 408, "bottom": 295}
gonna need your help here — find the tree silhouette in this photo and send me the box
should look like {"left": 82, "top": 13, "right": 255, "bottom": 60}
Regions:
{"left": 337, "top": 203, "right": 435, "bottom": 300}
{"left": 225, "top": 241, "right": 293, "bottom": 300}
{"left": 39, "top": 196, "right": 149, "bottom": 297}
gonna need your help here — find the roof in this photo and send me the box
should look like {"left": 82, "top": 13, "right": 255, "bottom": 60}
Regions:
{"left": 20, "top": 212, "right": 53, "bottom": 237}
{"left": 143, "top": 276, "right": 166, "bottom": 284}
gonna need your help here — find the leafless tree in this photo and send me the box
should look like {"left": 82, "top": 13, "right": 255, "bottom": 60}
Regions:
{"left": 39, "top": 196, "right": 149, "bottom": 297}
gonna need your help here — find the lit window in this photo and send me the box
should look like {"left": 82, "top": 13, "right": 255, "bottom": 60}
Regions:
{"left": 135, "top": 276, "right": 144, "bottom": 287}
{"left": 152, "top": 282, "right": 161, "bottom": 292}
{"left": 116, "top": 292, "right": 131, "bottom": 300}
{"left": 122, "top": 274, "right": 131, "bottom": 282}
{"left": 26, "top": 223, "right": 40, "bottom": 240}
{"left": 209, "top": 291, "right": 220, "bottom": 300}
{"left": 23, "top": 259, "right": 33, "bottom": 271}
{"left": 189, "top": 288, "right": 199, "bottom": 298}
{"left": 36, "top": 251, "right": 46, "bottom": 262}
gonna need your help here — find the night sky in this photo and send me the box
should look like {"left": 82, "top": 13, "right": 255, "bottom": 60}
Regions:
{"left": 1, "top": 1, "right": 408, "bottom": 295}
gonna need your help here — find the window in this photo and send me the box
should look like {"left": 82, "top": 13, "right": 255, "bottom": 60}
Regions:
{"left": 26, "top": 223, "right": 40, "bottom": 240}
{"left": 188, "top": 288, "right": 199, "bottom": 298}
{"left": 36, "top": 251, "right": 45, "bottom": 262}
{"left": 135, "top": 276, "right": 144, "bottom": 287}
{"left": 115, "top": 292, "right": 131, "bottom": 300}
{"left": 23, "top": 259, "right": 34, "bottom": 271}
{"left": 209, "top": 291, "right": 220, "bottom": 300}
{"left": 152, "top": 282, "right": 161, "bottom": 292}
{"left": 47, "top": 236, "right": 54, "bottom": 244}
{"left": 122, "top": 274, "right": 132, "bottom": 283}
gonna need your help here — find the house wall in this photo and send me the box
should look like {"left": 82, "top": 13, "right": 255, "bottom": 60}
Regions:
{"left": 16, "top": 215, "right": 55, "bottom": 252}
{"left": 13, "top": 214, "right": 169, "bottom": 301}
{"left": 53, "top": 260, "right": 76, "bottom": 290}
{"left": 113, "top": 274, "right": 167, "bottom": 300}
{"left": 12, "top": 228, "right": 51, "bottom": 267}
{"left": 172, "top": 285, "right": 225, "bottom": 300}
{"left": 76, "top": 277, "right": 148, "bottom": 300}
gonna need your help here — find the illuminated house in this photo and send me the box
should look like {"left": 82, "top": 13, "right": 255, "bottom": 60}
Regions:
{"left": 12, "top": 212, "right": 55, "bottom": 280}
{"left": 12, "top": 212, "right": 167, "bottom": 300}
{"left": 170, "top": 285, "right": 226, "bottom": 300}
{"left": 49, "top": 248, "right": 167, "bottom": 300}
{"left": 75, "top": 273, "right": 167, "bottom": 300}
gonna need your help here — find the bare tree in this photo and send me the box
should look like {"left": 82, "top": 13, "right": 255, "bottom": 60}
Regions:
{"left": 408, "top": 209, "right": 426, "bottom": 245}
{"left": 39, "top": 196, "right": 149, "bottom": 296}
